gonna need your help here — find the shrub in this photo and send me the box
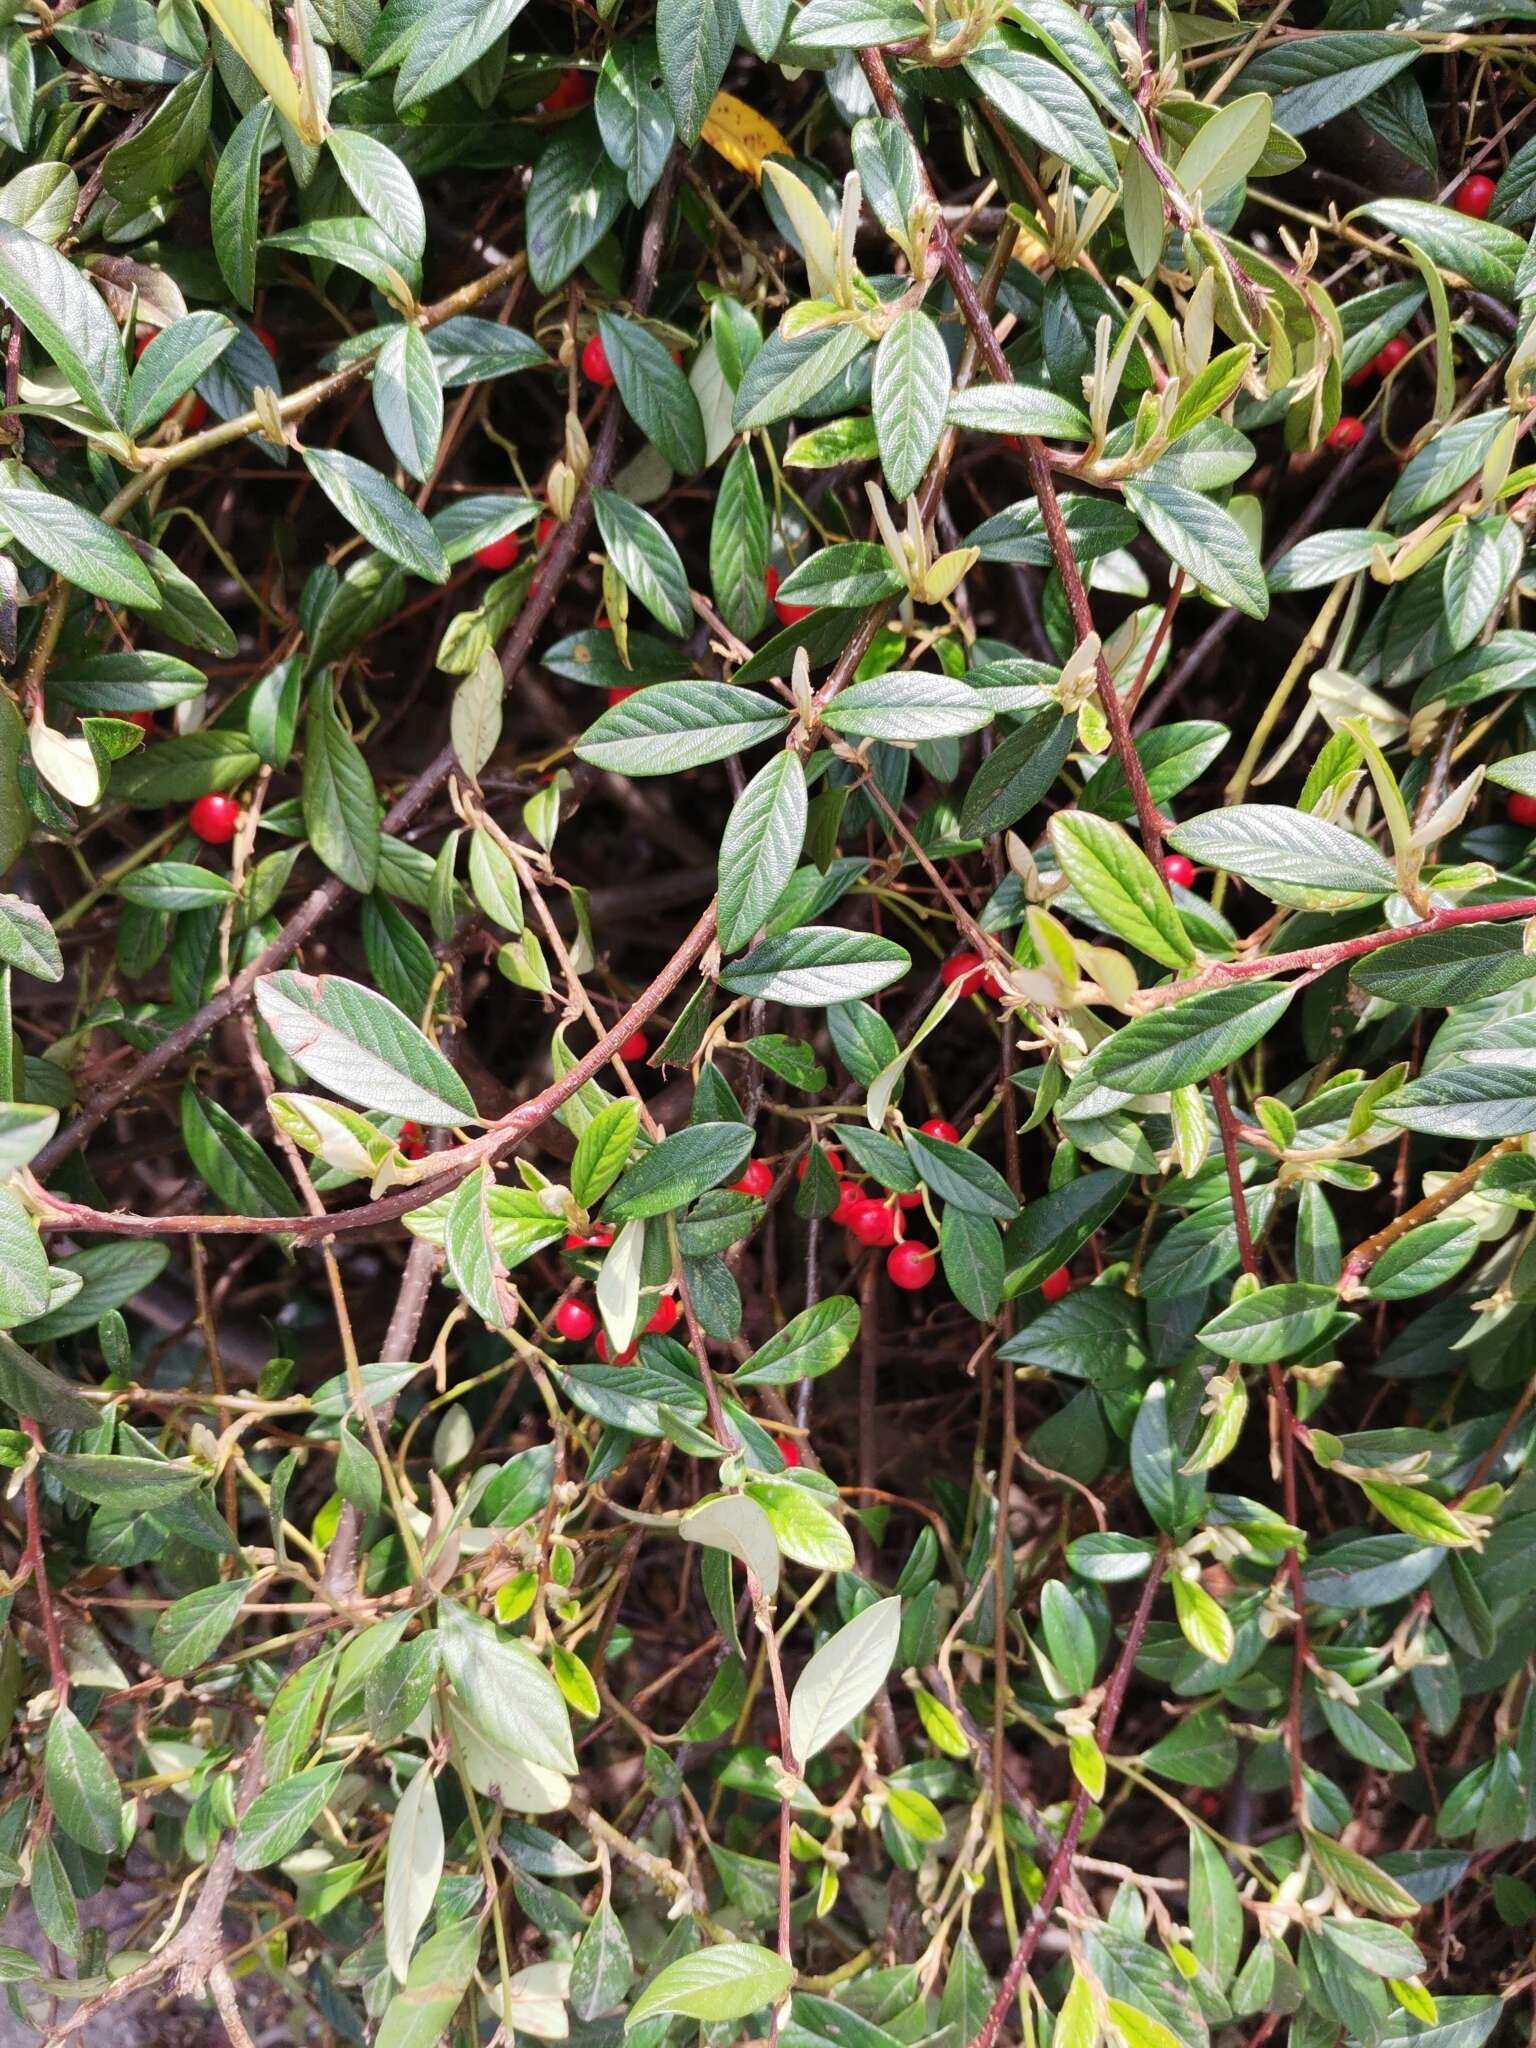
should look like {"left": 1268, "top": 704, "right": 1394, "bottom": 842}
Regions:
{"left": 0, "top": 0, "right": 1530, "bottom": 2043}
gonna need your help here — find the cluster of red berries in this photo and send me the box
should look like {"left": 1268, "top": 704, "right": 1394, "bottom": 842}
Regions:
{"left": 551, "top": 1288, "right": 679, "bottom": 1359}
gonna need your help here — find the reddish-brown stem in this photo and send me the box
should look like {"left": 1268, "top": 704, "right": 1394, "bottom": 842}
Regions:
{"left": 968, "top": 1557, "right": 1164, "bottom": 2048}
{"left": 21, "top": 1418, "right": 68, "bottom": 1704}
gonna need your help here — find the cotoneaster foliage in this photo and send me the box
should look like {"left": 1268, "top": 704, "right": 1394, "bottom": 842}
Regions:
{"left": 0, "top": 0, "right": 1530, "bottom": 2045}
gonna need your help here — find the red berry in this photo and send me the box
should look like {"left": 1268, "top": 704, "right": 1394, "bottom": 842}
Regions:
{"left": 1164, "top": 854, "right": 1195, "bottom": 887}
{"left": 188, "top": 793, "right": 239, "bottom": 845}
{"left": 607, "top": 685, "right": 639, "bottom": 706}
{"left": 645, "top": 1295, "right": 679, "bottom": 1335}
{"left": 1507, "top": 793, "right": 1536, "bottom": 829}
{"left": 1327, "top": 416, "right": 1365, "bottom": 452}
{"left": 1454, "top": 174, "right": 1495, "bottom": 219}
{"left": 941, "top": 950, "right": 1001, "bottom": 999}
{"left": 896, "top": 1189, "right": 924, "bottom": 1210}
{"left": 1372, "top": 336, "right": 1410, "bottom": 377}
{"left": 1346, "top": 363, "right": 1374, "bottom": 390}
{"left": 175, "top": 392, "right": 209, "bottom": 431}
{"left": 732, "top": 1159, "right": 773, "bottom": 1198}
{"left": 474, "top": 532, "right": 520, "bottom": 572}
{"left": 847, "top": 1198, "right": 897, "bottom": 1248}
{"left": 774, "top": 1434, "right": 802, "bottom": 1470}
{"left": 536, "top": 515, "right": 557, "bottom": 549}
{"left": 765, "top": 566, "right": 813, "bottom": 627}
{"left": 797, "top": 1145, "right": 843, "bottom": 1180}
{"left": 831, "top": 1180, "right": 864, "bottom": 1227}
{"left": 595, "top": 1331, "right": 638, "bottom": 1365}
{"left": 919, "top": 1119, "right": 959, "bottom": 1145}
{"left": 120, "top": 709, "right": 154, "bottom": 736}
{"left": 252, "top": 325, "right": 277, "bottom": 357}
{"left": 581, "top": 332, "right": 615, "bottom": 387}
{"left": 540, "top": 68, "right": 592, "bottom": 113}
{"left": 565, "top": 1229, "right": 613, "bottom": 1250}
{"left": 617, "top": 1029, "right": 648, "bottom": 1062}
{"left": 555, "top": 1298, "right": 596, "bottom": 1342}
{"left": 398, "top": 1119, "right": 425, "bottom": 1161}
{"left": 1040, "top": 1267, "right": 1072, "bottom": 1303}
{"left": 887, "top": 1242, "right": 937, "bottom": 1291}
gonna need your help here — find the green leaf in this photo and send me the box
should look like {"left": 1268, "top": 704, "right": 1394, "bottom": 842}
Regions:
{"left": 656, "top": 0, "right": 739, "bottom": 143}
{"left": 1124, "top": 477, "right": 1268, "bottom": 619}
{"left": 721, "top": 927, "right": 911, "bottom": 1006}
{"left": 254, "top": 971, "right": 477, "bottom": 1126}
{"left": 945, "top": 382, "right": 1092, "bottom": 442}
{"left": 607, "top": 1122, "right": 756, "bottom": 1220}
{"left": 599, "top": 313, "right": 705, "bottom": 477}
{"left": 718, "top": 751, "right": 807, "bottom": 952}
{"left": 733, "top": 1296, "right": 859, "bottom": 1384}
{"left": 427, "top": 321, "right": 549, "bottom": 390}
{"left": 0, "top": 480, "right": 160, "bottom": 611}
{"left": 577, "top": 681, "right": 788, "bottom": 777}
{"left": 45, "top": 1706, "right": 122, "bottom": 1856}
{"left": 940, "top": 1205, "right": 1004, "bottom": 1319}
{"left": 151, "top": 1576, "right": 249, "bottom": 1677}
{"left": 626, "top": 1944, "right": 793, "bottom": 2032}
{"left": 1050, "top": 811, "right": 1195, "bottom": 972}
{"left": 571, "top": 1099, "right": 641, "bottom": 1210}
{"left": 301, "top": 449, "right": 449, "bottom": 583}
{"left": 1352, "top": 925, "right": 1536, "bottom": 1009}
{"left": 127, "top": 312, "right": 236, "bottom": 437}
{"left": 112, "top": 730, "right": 259, "bottom": 804}
{"left": 233, "top": 1762, "right": 345, "bottom": 1870}
{"left": 572, "top": 1899, "right": 634, "bottom": 2020}
{"left": 1358, "top": 197, "right": 1527, "bottom": 301}
{"left": 210, "top": 100, "right": 271, "bottom": 308}
{"left": 1173, "top": 92, "right": 1271, "bottom": 201}
{"left": 0, "top": 1187, "right": 47, "bottom": 1328}
{"left": 30, "top": 1834, "right": 80, "bottom": 1957}
{"left": 1241, "top": 32, "right": 1418, "bottom": 132}
{"left": 327, "top": 128, "right": 426, "bottom": 262}
{"left": 872, "top": 311, "right": 949, "bottom": 501}
{"left": 591, "top": 489, "right": 694, "bottom": 636}
{"left": 181, "top": 1087, "right": 301, "bottom": 1218}
{"left": 1168, "top": 803, "right": 1395, "bottom": 906}
{"left": 303, "top": 675, "right": 380, "bottom": 893}
{"left": 710, "top": 441, "right": 770, "bottom": 641}
{"left": 822, "top": 672, "right": 994, "bottom": 742}
{"left": 102, "top": 65, "right": 211, "bottom": 204}
{"left": 960, "top": 702, "right": 1075, "bottom": 838}
{"left": 905, "top": 1128, "right": 1018, "bottom": 1220}
{"left": 376, "top": 1917, "right": 481, "bottom": 2048}
{"left": 596, "top": 37, "right": 677, "bottom": 207}
{"left": 1080, "top": 982, "right": 1293, "bottom": 1098}
{"left": 20, "top": 1241, "right": 168, "bottom": 1343}
{"left": 1197, "top": 1282, "right": 1340, "bottom": 1363}
{"left": 963, "top": 39, "right": 1117, "bottom": 190}
{"left": 372, "top": 324, "right": 443, "bottom": 485}
{"left": 437, "top": 1598, "right": 577, "bottom": 1775}
{"left": 789, "top": 1594, "right": 901, "bottom": 1761}
{"left": 0, "top": 218, "right": 127, "bottom": 425}
{"left": 733, "top": 324, "right": 871, "bottom": 431}
{"left": 526, "top": 114, "right": 629, "bottom": 293}
{"left": 383, "top": 1765, "right": 443, "bottom": 1984}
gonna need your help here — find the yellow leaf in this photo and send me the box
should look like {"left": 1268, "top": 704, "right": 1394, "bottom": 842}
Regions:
{"left": 701, "top": 91, "right": 791, "bottom": 185}
{"left": 196, "top": 0, "right": 326, "bottom": 145}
